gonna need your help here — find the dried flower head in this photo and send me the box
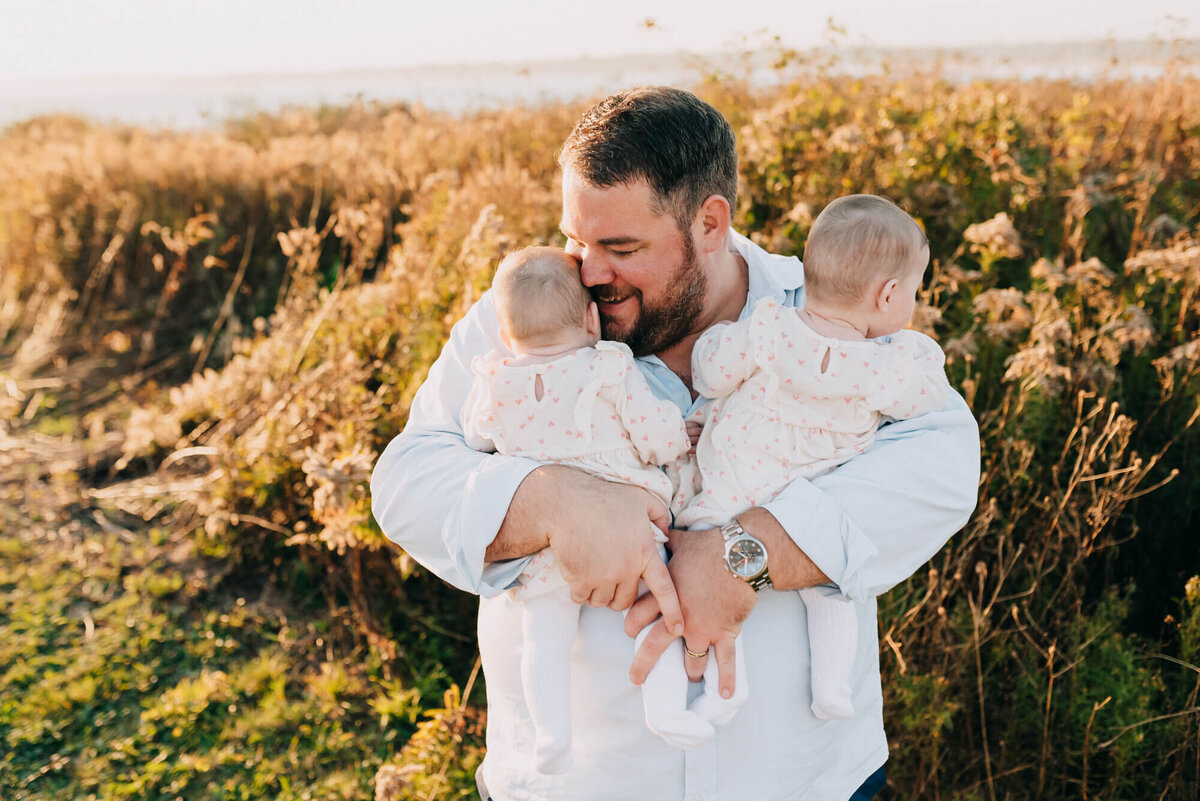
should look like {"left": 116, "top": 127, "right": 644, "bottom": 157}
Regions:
{"left": 1125, "top": 242, "right": 1200, "bottom": 284}
{"left": 972, "top": 288, "right": 1033, "bottom": 341}
{"left": 1098, "top": 306, "right": 1156, "bottom": 356}
{"left": 1001, "top": 295, "right": 1074, "bottom": 393}
{"left": 1030, "top": 257, "right": 1067, "bottom": 292}
{"left": 374, "top": 763, "right": 419, "bottom": 801}
{"left": 1155, "top": 338, "right": 1200, "bottom": 372}
{"left": 942, "top": 332, "right": 979, "bottom": 363}
{"left": 1065, "top": 258, "right": 1115, "bottom": 289}
{"left": 827, "top": 123, "right": 865, "bottom": 154}
{"left": 786, "top": 201, "right": 814, "bottom": 226}
{"left": 1003, "top": 344, "right": 1072, "bottom": 393}
{"left": 116, "top": 408, "right": 182, "bottom": 471}
{"left": 964, "top": 212, "right": 1024, "bottom": 260}
{"left": 907, "top": 301, "right": 943, "bottom": 338}
{"left": 299, "top": 437, "right": 377, "bottom": 555}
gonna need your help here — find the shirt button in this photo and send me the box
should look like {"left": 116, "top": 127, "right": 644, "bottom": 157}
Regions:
{"left": 694, "top": 797, "right": 703, "bottom": 801}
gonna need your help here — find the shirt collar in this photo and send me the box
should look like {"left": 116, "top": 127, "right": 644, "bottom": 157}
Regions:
{"left": 727, "top": 229, "right": 803, "bottom": 319}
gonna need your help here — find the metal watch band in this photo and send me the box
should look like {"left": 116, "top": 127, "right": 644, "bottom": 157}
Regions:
{"left": 720, "top": 520, "right": 773, "bottom": 591}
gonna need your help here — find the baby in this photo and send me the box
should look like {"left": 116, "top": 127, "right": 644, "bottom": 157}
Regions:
{"left": 462, "top": 246, "right": 723, "bottom": 774}
{"left": 676, "top": 194, "right": 951, "bottom": 721}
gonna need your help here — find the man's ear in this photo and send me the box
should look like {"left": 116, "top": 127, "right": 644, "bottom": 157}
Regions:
{"left": 585, "top": 301, "right": 601, "bottom": 339}
{"left": 695, "top": 194, "right": 732, "bottom": 254}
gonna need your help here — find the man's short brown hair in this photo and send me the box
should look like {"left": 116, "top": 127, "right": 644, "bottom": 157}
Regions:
{"left": 492, "top": 246, "right": 592, "bottom": 345}
{"left": 803, "top": 195, "right": 929, "bottom": 304}
{"left": 557, "top": 86, "right": 738, "bottom": 232}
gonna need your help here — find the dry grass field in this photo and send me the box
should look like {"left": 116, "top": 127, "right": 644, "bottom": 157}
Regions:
{"left": 2, "top": 65, "right": 1199, "bottom": 799}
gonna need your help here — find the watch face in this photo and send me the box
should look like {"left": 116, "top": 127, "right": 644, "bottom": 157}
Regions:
{"left": 728, "top": 538, "right": 766, "bottom": 578}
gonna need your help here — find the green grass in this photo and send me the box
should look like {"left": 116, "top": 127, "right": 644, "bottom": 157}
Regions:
{"left": 0, "top": 509, "right": 480, "bottom": 801}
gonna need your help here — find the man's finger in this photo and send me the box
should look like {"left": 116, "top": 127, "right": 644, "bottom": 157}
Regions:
{"left": 623, "top": 591, "right": 662, "bottom": 638}
{"left": 684, "top": 641, "right": 709, "bottom": 683}
{"left": 713, "top": 637, "right": 737, "bottom": 699}
{"left": 568, "top": 584, "right": 592, "bottom": 605}
{"left": 629, "top": 619, "right": 675, "bottom": 685}
{"left": 640, "top": 557, "right": 684, "bottom": 637}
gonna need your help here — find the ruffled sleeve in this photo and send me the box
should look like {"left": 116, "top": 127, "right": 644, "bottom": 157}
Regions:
{"left": 461, "top": 353, "right": 500, "bottom": 453}
{"left": 872, "top": 330, "right": 950, "bottom": 421}
{"left": 691, "top": 300, "right": 773, "bottom": 400}
{"left": 601, "top": 342, "right": 690, "bottom": 466}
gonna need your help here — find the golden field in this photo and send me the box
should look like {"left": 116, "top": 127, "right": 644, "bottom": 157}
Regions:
{"left": 1, "top": 65, "right": 1199, "bottom": 799}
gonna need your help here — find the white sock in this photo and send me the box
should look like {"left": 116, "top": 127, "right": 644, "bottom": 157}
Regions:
{"left": 636, "top": 626, "right": 716, "bottom": 749}
{"left": 521, "top": 590, "right": 582, "bottom": 773}
{"left": 689, "top": 635, "right": 750, "bottom": 726}
{"left": 799, "top": 586, "right": 856, "bottom": 720}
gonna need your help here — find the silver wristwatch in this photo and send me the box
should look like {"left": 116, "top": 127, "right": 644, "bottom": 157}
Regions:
{"left": 720, "top": 520, "right": 772, "bottom": 591}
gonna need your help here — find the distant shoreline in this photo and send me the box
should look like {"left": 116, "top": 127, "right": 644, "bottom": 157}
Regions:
{"left": 3, "top": 37, "right": 1197, "bottom": 131}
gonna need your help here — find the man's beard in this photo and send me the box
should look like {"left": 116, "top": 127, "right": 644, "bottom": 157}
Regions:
{"left": 595, "top": 234, "right": 707, "bottom": 357}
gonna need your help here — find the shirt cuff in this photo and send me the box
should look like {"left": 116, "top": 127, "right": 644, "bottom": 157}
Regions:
{"left": 452, "top": 453, "right": 543, "bottom": 597}
{"left": 763, "top": 479, "right": 878, "bottom": 601}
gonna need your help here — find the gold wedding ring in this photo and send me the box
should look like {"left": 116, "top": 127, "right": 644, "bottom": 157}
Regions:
{"left": 684, "top": 646, "right": 708, "bottom": 659}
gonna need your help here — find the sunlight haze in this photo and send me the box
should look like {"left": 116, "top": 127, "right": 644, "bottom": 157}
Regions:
{"left": 1, "top": 0, "right": 1194, "bottom": 80}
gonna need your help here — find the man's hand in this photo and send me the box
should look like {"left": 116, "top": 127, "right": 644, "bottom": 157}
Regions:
{"left": 625, "top": 525, "right": 757, "bottom": 698}
{"left": 490, "top": 465, "right": 684, "bottom": 635}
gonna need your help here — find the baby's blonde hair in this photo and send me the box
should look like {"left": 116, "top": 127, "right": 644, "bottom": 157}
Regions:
{"left": 492, "top": 246, "right": 592, "bottom": 344}
{"left": 802, "top": 195, "right": 928, "bottom": 305}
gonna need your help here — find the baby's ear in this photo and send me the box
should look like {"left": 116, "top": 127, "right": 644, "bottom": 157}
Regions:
{"left": 876, "top": 277, "right": 899, "bottom": 312}
{"left": 586, "top": 301, "right": 601, "bottom": 338}
{"left": 498, "top": 322, "right": 515, "bottom": 352}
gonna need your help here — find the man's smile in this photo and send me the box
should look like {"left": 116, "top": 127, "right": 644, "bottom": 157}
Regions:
{"left": 592, "top": 289, "right": 637, "bottom": 315}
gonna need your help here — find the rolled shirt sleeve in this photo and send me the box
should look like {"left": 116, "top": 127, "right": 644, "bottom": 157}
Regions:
{"left": 370, "top": 292, "right": 536, "bottom": 597}
{"left": 763, "top": 389, "right": 981, "bottom": 601}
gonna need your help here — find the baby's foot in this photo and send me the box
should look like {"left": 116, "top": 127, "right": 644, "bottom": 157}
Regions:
{"left": 637, "top": 635, "right": 718, "bottom": 750}
{"left": 810, "top": 684, "right": 854, "bottom": 720}
{"left": 645, "top": 708, "right": 717, "bottom": 750}
{"left": 533, "top": 740, "right": 574, "bottom": 775}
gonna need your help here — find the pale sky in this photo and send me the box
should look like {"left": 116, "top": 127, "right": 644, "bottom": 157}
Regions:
{"left": 1, "top": 0, "right": 1194, "bottom": 80}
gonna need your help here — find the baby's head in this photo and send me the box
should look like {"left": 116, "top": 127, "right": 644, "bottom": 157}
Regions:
{"left": 803, "top": 195, "right": 930, "bottom": 337}
{"left": 492, "top": 246, "right": 600, "bottom": 353}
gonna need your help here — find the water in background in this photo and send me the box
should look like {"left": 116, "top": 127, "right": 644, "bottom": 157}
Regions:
{"left": 3, "top": 40, "right": 1197, "bottom": 130}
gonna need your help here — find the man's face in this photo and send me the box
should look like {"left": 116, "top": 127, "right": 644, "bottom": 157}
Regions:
{"left": 559, "top": 167, "right": 706, "bottom": 356}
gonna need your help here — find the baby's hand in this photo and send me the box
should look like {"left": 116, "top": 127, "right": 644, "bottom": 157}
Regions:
{"left": 685, "top": 421, "right": 703, "bottom": 455}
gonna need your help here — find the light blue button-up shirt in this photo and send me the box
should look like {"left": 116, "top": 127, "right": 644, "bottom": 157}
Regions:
{"left": 372, "top": 231, "right": 980, "bottom": 801}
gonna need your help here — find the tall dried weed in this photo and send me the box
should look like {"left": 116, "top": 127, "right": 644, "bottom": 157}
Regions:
{"left": 2, "top": 72, "right": 1199, "bottom": 798}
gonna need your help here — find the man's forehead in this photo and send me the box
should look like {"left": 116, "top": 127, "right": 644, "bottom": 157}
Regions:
{"left": 560, "top": 170, "right": 669, "bottom": 241}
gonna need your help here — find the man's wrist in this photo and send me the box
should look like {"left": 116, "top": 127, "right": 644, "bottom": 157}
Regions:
{"left": 720, "top": 518, "right": 773, "bottom": 591}
{"left": 732, "top": 507, "right": 831, "bottom": 591}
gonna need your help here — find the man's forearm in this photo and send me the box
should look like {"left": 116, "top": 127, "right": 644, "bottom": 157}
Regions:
{"left": 485, "top": 465, "right": 561, "bottom": 561}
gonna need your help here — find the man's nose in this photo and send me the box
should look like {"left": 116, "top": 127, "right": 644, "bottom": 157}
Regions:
{"left": 576, "top": 249, "right": 613, "bottom": 288}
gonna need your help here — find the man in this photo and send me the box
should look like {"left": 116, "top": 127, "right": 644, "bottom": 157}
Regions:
{"left": 371, "top": 86, "right": 980, "bottom": 800}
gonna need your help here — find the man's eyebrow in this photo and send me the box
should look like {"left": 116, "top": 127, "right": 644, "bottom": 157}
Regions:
{"left": 557, "top": 224, "right": 641, "bottom": 247}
